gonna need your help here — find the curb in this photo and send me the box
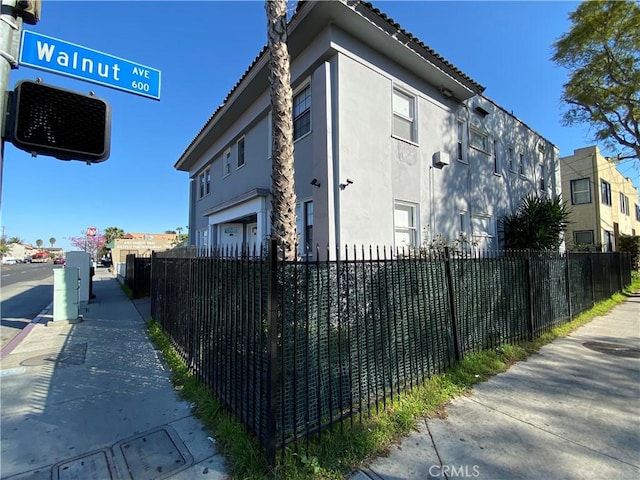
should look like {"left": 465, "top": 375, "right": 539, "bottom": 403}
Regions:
{"left": 0, "top": 302, "right": 52, "bottom": 360}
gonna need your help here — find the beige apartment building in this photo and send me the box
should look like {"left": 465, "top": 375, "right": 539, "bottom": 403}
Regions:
{"left": 560, "top": 146, "right": 640, "bottom": 251}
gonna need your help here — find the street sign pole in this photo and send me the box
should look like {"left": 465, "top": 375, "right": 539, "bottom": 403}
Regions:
{"left": 0, "top": 0, "right": 22, "bottom": 209}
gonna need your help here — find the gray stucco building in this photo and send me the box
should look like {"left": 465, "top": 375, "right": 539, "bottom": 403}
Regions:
{"left": 175, "top": 0, "right": 561, "bottom": 257}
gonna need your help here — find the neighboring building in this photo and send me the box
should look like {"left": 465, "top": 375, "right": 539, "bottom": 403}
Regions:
{"left": 106, "top": 232, "right": 177, "bottom": 276}
{"left": 5, "top": 242, "right": 36, "bottom": 261}
{"left": 560, "top": 146, "right": 640, "bottom": 251}
{"left": 175, "top": 0, "right": 561, "bottom": 257}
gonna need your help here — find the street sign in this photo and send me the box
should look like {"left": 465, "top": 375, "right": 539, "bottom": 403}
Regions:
{"left": 19, "top": 31, "right": 161, "bottom": 100}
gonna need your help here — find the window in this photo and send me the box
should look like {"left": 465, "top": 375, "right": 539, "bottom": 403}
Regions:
{"left": 574, "top": 230, "right": 594, "bottom": 245}
{"left": 539, "top": 164, "right": 545, "bottom": 191}
{"left": 636, "top": 204, "right": 640, "bottom": 222}
{"left": 620, "top": 193, "right": 630, "bottom": 215}
{"left": 392, "top": 88, "right": 416, "bottom": 142}
{"left": 604, "top": 230, "right": 614, "bottom": 252}
{"left": 394, "top": 201, "right": 418, "bottom": 248}
{"left": 518, "top": 153, "right": 525, "bottom": 175}
{"left": 469, "top": 127, "right": 489, "bottom": 152}
{"left": 295, "top": 200, "right": 314, "bottom": 256}
{"left": 508, "top": 147, "right": 515, "bottom": 172}
{"left": 472, "top": 213, "right": 494, "bottom": 249}
{"left": 600, "top": 179, "right": 612, "bottom": 205}
{"left": 198, "top": 168, "right": 210, "bottom": 198}
{"left": 492, "top": 139, "right": 499, "bottom": 174}
{"left": 293, "top": 85, "right": 311, "bottom": 140}
{"left": 237, "top": 137, "right": 245, "bottom": 168}
{"left": 199, "top": 172, "right": 205, "bottom": 198}
{"left": 570, "top": 178, "right": 591, "bottom": 204}
{"left": 457, "top": 121, "right": 464, "bottom": 162}
{"left": 459, "top": 210, "right": 468, "bottom": 235}
{"left": 196, "top": 228, "right": 209, "bottom": 250}
{"left": 223, "top": 150, "right": 231, "bottom": 177}
{"left": 304, "top": 201, "right": 313, "bottom": 254}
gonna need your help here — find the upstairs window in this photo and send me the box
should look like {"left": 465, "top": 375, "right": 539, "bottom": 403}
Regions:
{"left": 518, "top": 153, "right": 525, "bottom": 175}
{"left": 570, "top": 178, "right": 591, "bottom": 204}
{"left": 539, "top": 164, "right": 545, "bottom": 191}
{"left": 492, "top": 139, "right": 499, "bottom": 174}
{"left": 457, "top": 121, "right": 465, "bottom": 162}
{"left": 293, "top": 85, "right": 311, "bottom": 140}
{"left": 636, "top": 204, "right": 640, "bottom": 222}
{"left": 469, "top": 127, "right": 489, "bottom": 153}
{"left": 392, "top": 88, "right": 416, "bottom": 143}
{"left": 600, "top": 179, "right": 612, "bottom": 205}
{"left": 223, "top": 150, "right": 231, "bottom": 177}
{"left": 198, "top": 168, "right": 210, "bottom": 198}
{"left": 508, "top": 147, "right": 515, "bottom": 172}
{"left": 199, "top": 172, "right": 205, "bottom": 198}
{"left": 237, "top": 137, "right": 245, "bottom": 168}
{"left": 620, "top": 193, "right": 630, "bottom": 215}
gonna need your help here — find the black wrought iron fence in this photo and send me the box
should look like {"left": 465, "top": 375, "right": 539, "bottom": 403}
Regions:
{"left": 150, "top": 245, "right": 632, "bottom": 465}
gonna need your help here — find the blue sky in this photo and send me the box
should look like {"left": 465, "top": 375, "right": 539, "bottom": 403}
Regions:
{"left": 1, "top": 0, "right": 638, "bottom": 252}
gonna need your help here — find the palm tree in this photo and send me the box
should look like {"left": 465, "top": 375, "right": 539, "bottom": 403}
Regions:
{"left": 49, "top": 237, "right": 56, "bottom": 248}
{"left": 266, "top": 0, "right": 298, "bottom": 260}
{"left": 8, "top": 236, "right": 22, "bottom": 244}
{"left": 36, "top": 239, "right": 43, "bottom": 249}
{"left": 500, "top": 195, "right": 571, "bottom": 251}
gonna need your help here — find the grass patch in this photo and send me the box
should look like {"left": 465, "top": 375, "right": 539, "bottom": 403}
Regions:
{"left": 120, "top": 283, "right": 134, "bottom": 299}
{"left": 146, "top": 274, "right": 639, "bottom": 479}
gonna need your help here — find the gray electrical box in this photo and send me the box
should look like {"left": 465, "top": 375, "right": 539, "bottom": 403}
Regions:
{"left": 53, "top": 267, "right": 79, "bottom": 321}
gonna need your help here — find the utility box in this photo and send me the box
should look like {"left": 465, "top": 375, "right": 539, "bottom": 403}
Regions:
{"left": 53, "top": 267, "right": 79, "bottom": 321}
{"left": 65, "top": 251, "right": 91, "bottom": 304}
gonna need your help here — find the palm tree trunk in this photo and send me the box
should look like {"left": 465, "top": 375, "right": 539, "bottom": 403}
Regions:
{"left": 266, "top": 0, "right": 298, "bottom": 260}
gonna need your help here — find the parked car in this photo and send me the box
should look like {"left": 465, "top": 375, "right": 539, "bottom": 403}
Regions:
{"left": 53, "top": 257, "right": 65, "bottom": 265}
{"left": 2, "top": 257, "right": 17, "bottom": 265}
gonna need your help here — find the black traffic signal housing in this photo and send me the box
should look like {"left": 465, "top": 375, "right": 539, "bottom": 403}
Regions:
{"left": 8, "top": 80, "right": 111, "bottom": 163}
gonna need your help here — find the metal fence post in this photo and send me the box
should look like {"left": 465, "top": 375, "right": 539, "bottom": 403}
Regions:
{"left": 443, "top": 247, "right": 461, "bottom": 362}
{"left": 266, "top": 239, "right": 279, "bottom": 466}
{"left": 564, "top": 251, "right": 572, "bottom": 321}
{"left": 525, "top": 250, "right": 535, "bottom": 340}
{"left": 589, "top": 253, "right": 596, "bottom": 304}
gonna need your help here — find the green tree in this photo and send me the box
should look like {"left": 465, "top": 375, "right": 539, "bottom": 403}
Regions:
{"left": 7, "top": 236, "right": 22, "bottom": 244}
{"left": 552, "top": 0, "right": 640, "bottom": 160}
{"left": 500, "top": 195, "right": 571, "bottom": 251}
{"left": 171, "top": 226, "right": 188, "bottom": 248}
{"left": 36, "top": 239, "right": 43, "bottom": 249}
{"left": 0, "top": 237, "right": 8, "bottom": 257}
{"left": 619, "top": 234, "right": 640, "bottom": 269}
{"left": 101, "top": 226, "right": 124, "bottom": 258}
{"left": 266, "top": 0, "right": 298, "bottom": 260}
{"left": 49, "top": 237, "right": 56, "bottom": 248}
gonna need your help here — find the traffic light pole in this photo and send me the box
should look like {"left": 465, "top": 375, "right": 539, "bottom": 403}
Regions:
{"left": 0, "top": 0, "right": 22, "bottom": 208}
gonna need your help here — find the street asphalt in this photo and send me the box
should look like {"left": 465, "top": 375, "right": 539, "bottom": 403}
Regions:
{"left": 0, "top": 267, "right": 638, "bottom": 479}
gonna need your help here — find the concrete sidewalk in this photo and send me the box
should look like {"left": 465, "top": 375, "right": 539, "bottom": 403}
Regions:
{"left": 352, "top": 293, "right": 640, "bottom": 480}
{"left": 0, "top": 267, "right": 228, "bottom": 480}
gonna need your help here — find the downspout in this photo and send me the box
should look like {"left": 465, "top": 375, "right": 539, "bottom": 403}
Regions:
{"left": 330, "top": 58, "right": 341, "bottom": 257}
